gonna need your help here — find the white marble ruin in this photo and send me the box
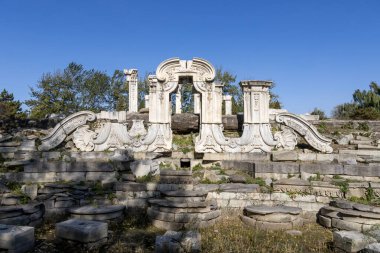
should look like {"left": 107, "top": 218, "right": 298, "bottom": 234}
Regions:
{"left": 144, "top": 95, "right": 149, "bottom": 109}
{"left": 124, "top": 69, "right": 138, "bottom": 113}
{"left": 38, "top": 57, "right": 333, "bottom": 153}
{"left": 193, "top": 93, "right": 201, "bottom": 114}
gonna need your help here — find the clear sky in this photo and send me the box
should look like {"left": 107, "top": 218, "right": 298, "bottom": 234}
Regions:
{"left": 1, "top": 0, "right": 379, "bottom": 115}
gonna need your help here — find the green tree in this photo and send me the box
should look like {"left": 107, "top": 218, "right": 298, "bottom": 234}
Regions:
{"left": 137, "top": 72, "right": 152, "bottom": 109}
{"left": 311, "top": 108, "right": 327, "bottom": 120}
{"left": 333, "top": 81, "right": 380, "bottom": 120}
{"left": 0, "top": 89, "right": 25, "bottom": 121}
{"left": 216, "top": 67, "right": 242, "bottom": 114}
{"left": 26, "top": 63, "right": 126, "bottom": 119}
{"left": 109, "top": 70, "right": 128, "bottom": 111}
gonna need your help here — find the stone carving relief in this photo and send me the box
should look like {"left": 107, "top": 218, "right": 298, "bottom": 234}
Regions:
{"left": 38, "top": 57, "right": 333, "bottom": 154}
{"left": 275, "top": 113, "right": 333, "bottom": 153}
{"left": 38, "top": 111, "right": 96, "bottom": 151}
{"left": 274, "top": 127, "right": 298, "bottom": 151}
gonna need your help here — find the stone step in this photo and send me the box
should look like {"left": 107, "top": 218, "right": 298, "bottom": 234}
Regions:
{"left": 148, "top": 199, "right": 209, "bottom": 208}
{"left": 244, "top": 205, "right": 302, "bottom": 215}
{"left": 3, "top": 159, "right": 33, "bottom": 168}
{"left": 357, "top": 144, "right": 380, "bottom": 150}
{"left": 350, "top": 140, "right": 373, "bottom": 145}
{"left": 0, "top": 142, "right": 20, "bottom": 147}
{"left": 339, "top": 149, "right": 380, "bottom": 156}
{"left": 160, "top": 190, "right": 207, "bottom": 197}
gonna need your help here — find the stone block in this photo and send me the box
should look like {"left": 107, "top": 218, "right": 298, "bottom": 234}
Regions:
{"left": 332, "top": 218, "right": 362, "bottom": 231}
{"left": 0, "top": 224, "right": 34, "bottom": 253}
{"left": 316, "top": 154, "right": 335, "bottom": 163}
{"left": 344, "top": 165, "right": 380, "bottom": 177}
{"left": 55, "top": 219, "right": 108, "bottom": 243}
{"left": 333, "top": 230, "right": 376, "bottom": 253}
{"left": 130, "top": 160, "right": 158, "bottom": 177}
{"left": 300, "top": 163, "right": 344, "bottom": 175}
{"left": 254, "top": 162, "right": 299, "bottom": 174}
{"left": 318, "top": 215, "right": 332, "bottom": 228}
{"left": 272, "top": 151, "right": 298, "bottom": 161}
{"left": 205, "top": 152, "right": 270, "bottom": 161}
{"left": 41, "top": 152, "right": 61, "bottom": 160}
{"left": 298, "top": 153, "right": 317, "bottom": 161}
{"left": 115, "top": 182, "right": 147, "bottom": 191}
{"left": 21, "top": 184, "right": 38, "bottom": 200}
{"left": 155, "top": 230, "right": 201, "bottom": 253}
{"left": 20, "top": 172, "right": 56, "bottom": 183}
{"left": 364, "top": 243, "right": 380, "bottom": 253}
{"left": 86, "top": 172, "right": 117, "bottom": 184}
{"left": 221, "top": 161, "right": 253, "bottom": 174}
{"left": 67, "top": 161, "right": 115, "bottom": 172}
{"left": 56, "top": 172, "right": 85, "bottom": 182}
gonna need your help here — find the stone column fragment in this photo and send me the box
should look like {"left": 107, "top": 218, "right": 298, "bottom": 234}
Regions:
{"left": 124, "top": 69, "right": 138, "bottom": 113}
{"left": 193, "top": 93, "right": 201, "bottom": 114}
{"left": 223, "top": 95, "right": 232, "bottom": 115}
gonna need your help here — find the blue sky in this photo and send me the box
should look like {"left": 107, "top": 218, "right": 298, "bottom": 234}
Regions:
{"left": 1, "top": 0, "right": 379, "bottom": 115}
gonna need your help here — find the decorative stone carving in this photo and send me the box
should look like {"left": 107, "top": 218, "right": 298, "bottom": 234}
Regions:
{"left": 124, "top": 69, "right": 138, "bottom": 113}
{"left": 274, "top": 127, "right": 298, "bottom": 151}
{"left": 72, "top": 125, "right": 97, "bottom": 151}
{"left": 38, "top": 111, "right": 96, "bottom": 151}
{"left": 275, "top": 112, "right": 333, "bottom": 153}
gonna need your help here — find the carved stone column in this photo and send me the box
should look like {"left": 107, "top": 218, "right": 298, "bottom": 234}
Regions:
{"left": 223, "top": 95, "right": 232, "bottom": 115}
{"left": 144, "top": 95, "right": 149, "bottom": 109}
{"left": 124, "top": 69, "right": 138, "bottom": 113}
{"left": 175, "top": 93, "right": 182, "bottom": 114}
{"left": 193, "top": 93, "right": 201, "bottom": 114}
{"left": 238, "top": 80, "right": 279, "bottom": 152}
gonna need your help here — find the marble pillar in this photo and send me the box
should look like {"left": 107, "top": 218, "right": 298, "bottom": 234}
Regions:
{"left": 124, "top": 69, "right": 138, "bottom": 113}
{"left": 144, "top": 95, "right": 149, "bottom": 109}
{"left": 193, "top": 93, "right": 200, "bottom": 114}
{"left": 223, "top": 95, "right": 232, "bottom": 115}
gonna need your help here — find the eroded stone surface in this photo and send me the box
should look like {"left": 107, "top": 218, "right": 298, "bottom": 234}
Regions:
{"left": 333, "top": 230, "right": 376, "bottom": 253}
{"left": 245, "top": 205, "right": 302, "bottom": 215}
{"left": 55, "top": 219, "right": 107, "bottom": 243}
{"left": 0, "top": 224, "right": 35, "bottom": 253}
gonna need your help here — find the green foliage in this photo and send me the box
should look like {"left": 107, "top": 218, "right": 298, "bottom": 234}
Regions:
{"left": 137, "top": 72, "right": 151, "bottom": 109}
{"left": 159, "top": 162, "right": 172, "bottom": 170}
{"left": 246, "top": 177, "right": 266, "bottom": 187}
{"left": 310, "top": 108, "right": 327, "bottom": 120}
{"left": 173, "top": 134, "right": 193, "bottom": 153}
{"left": 357, "top": 122, "right": 370, "bottom": 131}
{"left": 26, "top": 63, "right": 127, "bottom": 119}
{"left": 0, "top": 89, "right": 26, "bottom": 130}
{"left": 332, "top": 180, "right": 349, "bottom": 197}
{"left": 333, "top": 82, "right": 380, "bottom": 120}
{"left": 192, "top": 163, "right": 204, "bottom": 171}
{"left": 317, "top": 122, "right": 328, "bottom": 133}
{"left": 135, "top": 173, "right": 159, "bottom": 183}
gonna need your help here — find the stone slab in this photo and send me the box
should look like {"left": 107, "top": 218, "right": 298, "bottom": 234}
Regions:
{"left": 55, "top": 219, "right": 108, "bottom": 243}
{"left": 0, "top": 224, "right": 34, "bottom": 253}
{"left": 333, "top": 230, "right": 376, "bottom": 253}
{"left": 244, "top": 205, "right": 302, "bottom": 215}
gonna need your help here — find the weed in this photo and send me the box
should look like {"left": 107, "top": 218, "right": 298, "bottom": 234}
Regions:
{"left": 358, "top": 122, "right": 370, "bottom": 131}
{"left": 136, "top": 173, "right": 159, "bottom": 183}
{"left": 192, "top": 163, "right": 204, "bottom": 171}
{"left": 342, "top": 121, "right": 354, "bottom": 129}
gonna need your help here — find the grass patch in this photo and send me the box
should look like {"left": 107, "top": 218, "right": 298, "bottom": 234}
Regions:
{"left": 201, "top": 210, "right": 333, "bottom": 253}
{"left": 135, "top": 173, "right": 159, "bottom": 183}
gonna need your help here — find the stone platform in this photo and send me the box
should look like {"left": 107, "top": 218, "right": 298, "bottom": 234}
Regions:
{"left": 55, "top": 219, "right": 108, "bottom": 250}
{"left": 69, "top": 205, "right": 125, "bottom": 222}
{"left": 240, "top": 205, "right": 303, "bottom": 230}
{"left": 148, "top": 189, "right": 221, "bottom": 231}
{"left": 318, "top": 199, "right": 380, "bottom": 232}
{"left": 0, "top": 203, "right": 45, "bottom": 226}
{"left": 0, "top": 224, "right": 35, "bottom": 253}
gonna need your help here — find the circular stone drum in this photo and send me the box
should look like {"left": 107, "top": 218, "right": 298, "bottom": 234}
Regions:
{"left": 241, "top": 205, "right": 303, "bottom": 231}
{"left": 69, "top": 205, "right": 125, "bottom": 222}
